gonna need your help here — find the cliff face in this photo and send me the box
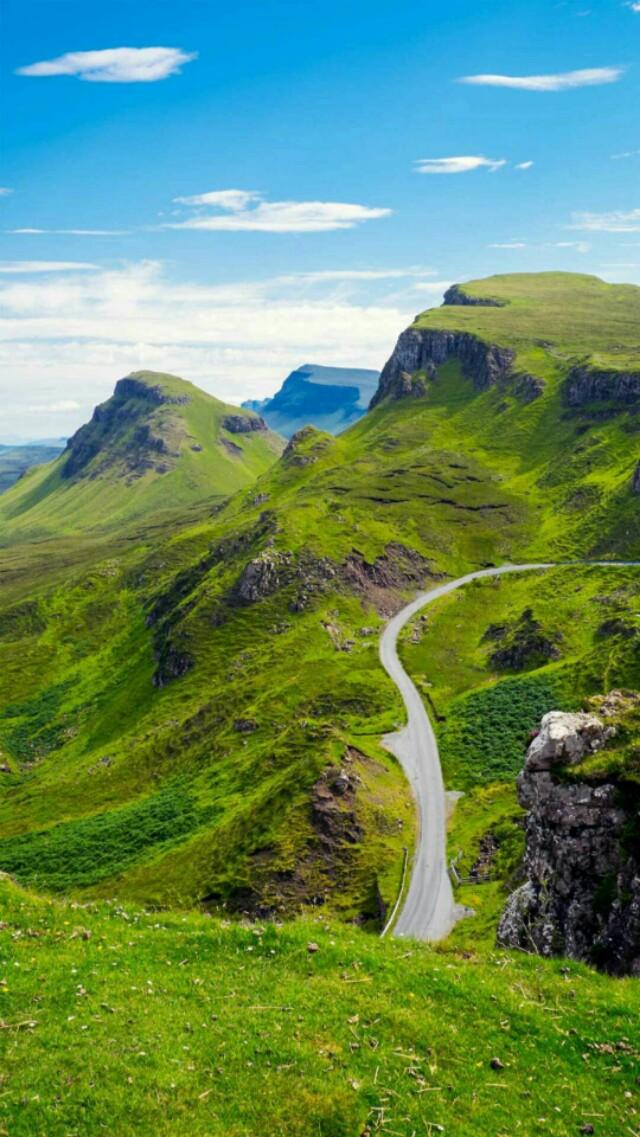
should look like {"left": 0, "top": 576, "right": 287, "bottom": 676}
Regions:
{"left": 244, "top": 363, "right": 380, "bottom": 438}
{"left": 370, "top": 326, "right": 541, "bottom": 408}
{"left": 563, "top": 365, "right": 640, "bottom": 408}
{"left": 63, "top": 376, "right": 190, "bottom": 480}
{"left": 498, "top": 700, "right": 640, "bottom": 975}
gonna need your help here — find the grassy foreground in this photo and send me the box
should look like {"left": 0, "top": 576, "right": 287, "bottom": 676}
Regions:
{"left": 0, "top": 876, "right": 638, "bottom": 1137}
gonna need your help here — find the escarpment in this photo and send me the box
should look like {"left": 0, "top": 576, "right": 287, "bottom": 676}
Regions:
{"left": 498, "top": 697, "right": 640, "bottom": 975}
{"left": 563, "top": 364, "right": 640, "bottom": 408}
{"left": 370, "top": 326, "right": 532, "bottom": 407}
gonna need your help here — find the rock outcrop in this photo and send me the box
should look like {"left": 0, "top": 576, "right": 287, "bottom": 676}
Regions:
{"left": 222, "top": 414, "right": 267, "bottom": 434}
{"left": 498, "top": 702, "right": 640, "bottom": 974}
{"left": 443, "top": 284, "right": 505, "bottom": 308}
{"left": 370, "top": 326, "right": 541, "bottom": 408}
{"left": 563, "top": 364, "right": 640, "bottom": 409}
{"left": 63, "top": 375, "right": 188, "bottom": 480}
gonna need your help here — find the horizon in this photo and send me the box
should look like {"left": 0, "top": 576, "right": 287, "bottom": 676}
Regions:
{"left": 1, "top": 0, "right": 639, "bottom": 437}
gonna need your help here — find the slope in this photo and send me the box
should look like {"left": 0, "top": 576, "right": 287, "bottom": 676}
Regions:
{"left": 0, "top": 371, "right": 284, "bottom": 542}
{"left": 0, "top": 273, "right": 638, "bottom": 921}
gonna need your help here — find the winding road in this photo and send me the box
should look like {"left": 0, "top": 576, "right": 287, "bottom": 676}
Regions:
{"left": 379, "top": 561, "right": 640, "bottom": 942}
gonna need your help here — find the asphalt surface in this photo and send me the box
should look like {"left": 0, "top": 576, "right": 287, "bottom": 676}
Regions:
{"left": 379, "top": 561, "right": 639, "bottom": 942}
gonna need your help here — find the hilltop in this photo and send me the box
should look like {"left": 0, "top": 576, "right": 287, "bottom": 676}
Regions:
{"left": 0, "top": 273, "right": 638, "bottom": 927}
{"left": 0, "top": 371, "right": 284, "bottom": 542}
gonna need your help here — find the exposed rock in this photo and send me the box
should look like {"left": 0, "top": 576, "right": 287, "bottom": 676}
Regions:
{"left": 443, "top": 284, "right": 505, "bottom": 308}
{"left": 498, "top": 703, "right": 640, "bottom": 974}
{"left": 564, "top": 364, "right": 640, "bottom": 409}
{"left": 63, "top": 375, "right": 187, "bottom": 481}
{"left": 486, "top": 608, "right": 562, "bottom": 671}
{"left": 233, "top": 718, "right": 258, "bottom": 733}
{"left": 632, "top": 462, "right": 640, "bottom": 494}
{"left": 222, "top": 414, "right": 266, "bottom": 434}
{"left": 242, "top": 363, "right": 379, "bottom": 438}
{"left": 371, "top": 327, "right": 522, "bottom": 408}
{"left": 233, "top": 550, "right": 295, "bottom": 604}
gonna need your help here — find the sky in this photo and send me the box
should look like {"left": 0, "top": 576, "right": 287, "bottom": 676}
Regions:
{"left": 1, "top": 0, "right": 639, "bottom": 439}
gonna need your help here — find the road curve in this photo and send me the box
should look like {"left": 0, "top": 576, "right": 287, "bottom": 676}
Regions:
{"left": 379, "top": 560, "right": 640, "bottom": 942}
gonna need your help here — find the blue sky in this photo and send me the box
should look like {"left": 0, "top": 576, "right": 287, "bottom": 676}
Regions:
{"left": 1, "top": 0, "right": 639, "bottom": 437}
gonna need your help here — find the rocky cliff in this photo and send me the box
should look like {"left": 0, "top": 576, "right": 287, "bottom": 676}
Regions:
{"left": 243, "top": 363, "right": 380, "bottom": 438}
{"left": 370, "top": 326, "right": 542, "bottom": 407}
{"left": 563, "top": 364, "right": 640, "bottom": 409}
{"left": 498, "top": 696, "right": 640, "bottom": 975}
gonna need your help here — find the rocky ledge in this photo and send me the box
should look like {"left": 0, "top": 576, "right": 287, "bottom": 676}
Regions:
{"left": 498, "top": 697, "right": 640, "bottom": 975}
{"left": 563, "top": 364, "right": 640, "bottom": 409}
{"left": 370, "top": 326, "right": 543, "bottom": 407}
{"left": 443, "top": 284, "right": 505, "bottom": 308}
{"left": 222, "top": 414, "right": 267, "bottom": 434}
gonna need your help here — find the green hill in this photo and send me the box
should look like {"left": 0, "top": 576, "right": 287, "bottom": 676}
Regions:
{"left": 0, "top": 273, "right": 639, "bottom": 925}
{"left": 0, "top": 371, "right": 284, "bottom": 542}
{"left": 1, "top": 874, "right": 637, "bottom": 1137}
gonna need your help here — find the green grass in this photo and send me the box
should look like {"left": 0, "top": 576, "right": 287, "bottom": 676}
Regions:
{"left": 0, "top": 876, "right": 638, "bottom": 1137}
{"left": 400, "top": 564, "right": 640, "bottom": 942}
{"left": 0, "top": 274, "right": 639, "bottom": 920}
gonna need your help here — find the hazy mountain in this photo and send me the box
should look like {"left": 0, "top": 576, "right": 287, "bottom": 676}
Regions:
{"left": 243, "top": 362, "right": 379, "bottom": 437}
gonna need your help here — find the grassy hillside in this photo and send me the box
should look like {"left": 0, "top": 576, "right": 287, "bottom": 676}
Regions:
{"left": 0, "top": 274, "right": 638, "bottom": 919}
{"left": 421, "top": 272, "right": 640, "bottom": 372}
{"left": 398, "top": 564, "right": 640, "bottom": 945}
{"left": 0, "top": 371, "right": 284, "bottom": 542}
{"left": 0, "top": 442, "right": 65, "bottom": 494}
{"left": 1, "top": 875, "right": 638, "bottom": 1137}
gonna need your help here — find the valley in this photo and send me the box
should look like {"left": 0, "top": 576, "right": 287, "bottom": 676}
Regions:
{"left": 1, "top": 272, "right": 639, "bottom": 1134}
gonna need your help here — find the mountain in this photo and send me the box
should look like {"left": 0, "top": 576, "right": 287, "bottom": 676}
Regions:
{"left": 0, "top": 371, "right": 284, "bottom": 542}
{"left": 242, "top": 362, "right": 379, "bottom": 437}
{"left": 0, "top": 273, "right": 639, "bottom": 931}
{"left": 0, "top": 441, "right": 65, "bottom": 495}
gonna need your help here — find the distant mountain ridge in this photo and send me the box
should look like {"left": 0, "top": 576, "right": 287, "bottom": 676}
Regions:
{"left": 243, "top": 362, "right": 379, "bottom": 437}
{"left": 0, "top": 441, "right": 66, "bottom": 495}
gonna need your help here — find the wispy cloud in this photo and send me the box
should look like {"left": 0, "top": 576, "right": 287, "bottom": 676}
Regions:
{"left": 168, "top": 190, "right": 391, "bottom": 232}
{"left": 27, "top": 400, "right": 81, "bottom": 413}
{"left": 0, "top": 260, "right": 418, "bottom": 434}
{"left": 280, "top": 267, "right": 437, "bottom": 282}
{"left": 515, "top": 161, "right": 534, "bottom": 170}
{"left": 488, "top": 242, "right": 528, "bottom": 248}
{"left": 0, "top": 188, "right": 13, "bottom": 197}
{"left": 570, "top": 208, "right": 640, "bottom": 232}
{"left": 627, "top": 2, "right": 640, "bottom": 12}
{"left": 459, "top": 66, "right": 624, "bottom": 91}
{"left": 611, "top": 149, "right": 640, "bottom": 159}
{"left": 0, "top": 261, "right": 99, "bottom": 273}
{"left": 16, "top": 46, "right": 196, "bottom": 83}
{"left": 415, "top": 156, "right": 505, "bottom": 174}
{"left": 8, "top": 228, "right": 129, "bottom": 236}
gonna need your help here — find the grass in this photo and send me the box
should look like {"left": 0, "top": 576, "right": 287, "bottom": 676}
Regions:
{"left": 0, "top": 876, "right": 638, "bottom": 1137}
{"left": 0, "top": 274, "right": 638, "bottom": 921}
{"left": 399, "top": 564, "right": 640, "bottom": 943}
{"left": 0, "top": 372, "right": 284, "bottom": 542}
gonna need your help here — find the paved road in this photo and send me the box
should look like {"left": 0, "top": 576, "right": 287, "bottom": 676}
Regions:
{"left": 379, "top": 560, "right": 640, "bottom": 941}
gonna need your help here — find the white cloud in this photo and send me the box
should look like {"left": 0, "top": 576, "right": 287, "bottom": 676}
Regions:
{"left": 515, "top": 161, "right": 534, "bottom": 169}
{"left": 415, "top": 156, "right": 505, "bottom": 174}
{"left": 0, "top": 260, "right": 416, "bottom": 434}
{"left": 27, "top": 399, "right": 81, "bottom": 413}
{"left": 611, "top": 149, "right": 640, "bottom": 159}
{"left": 0, "top": 261, "right": 98, "bottom": 274}
{"left": 174, "top": 189, "right": 259, "bottom": 211}
{"left": 8, "top": 228, "right": 129, "bottom": 236}
{"left": 412, "top": 280, "right": 454, "bottom": 293}
{"left": 459, "top": 66, "right": 624, "bottom": 91}
{"left": 488, "top": 242, "right": 528, "bottom": 248}
{"left": 16, "top": 46, "right": 196, "bottom": 83}
{"left": 167, "top": 190, "right": 391, "bottom": 232}
{"left": 570, "top": 208, "right": 640, "bottom": 232}
{"left": 277, "top": 266, "right": 437, "bottom": 283}
{"left": 552, "top": 240, "right": 591, "bottom": 253}
{"left": 0, "top": 188, "right": 13, "bottom": 197}
{"left": 627, "top": 2, "right": 640, "bottom": 11}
